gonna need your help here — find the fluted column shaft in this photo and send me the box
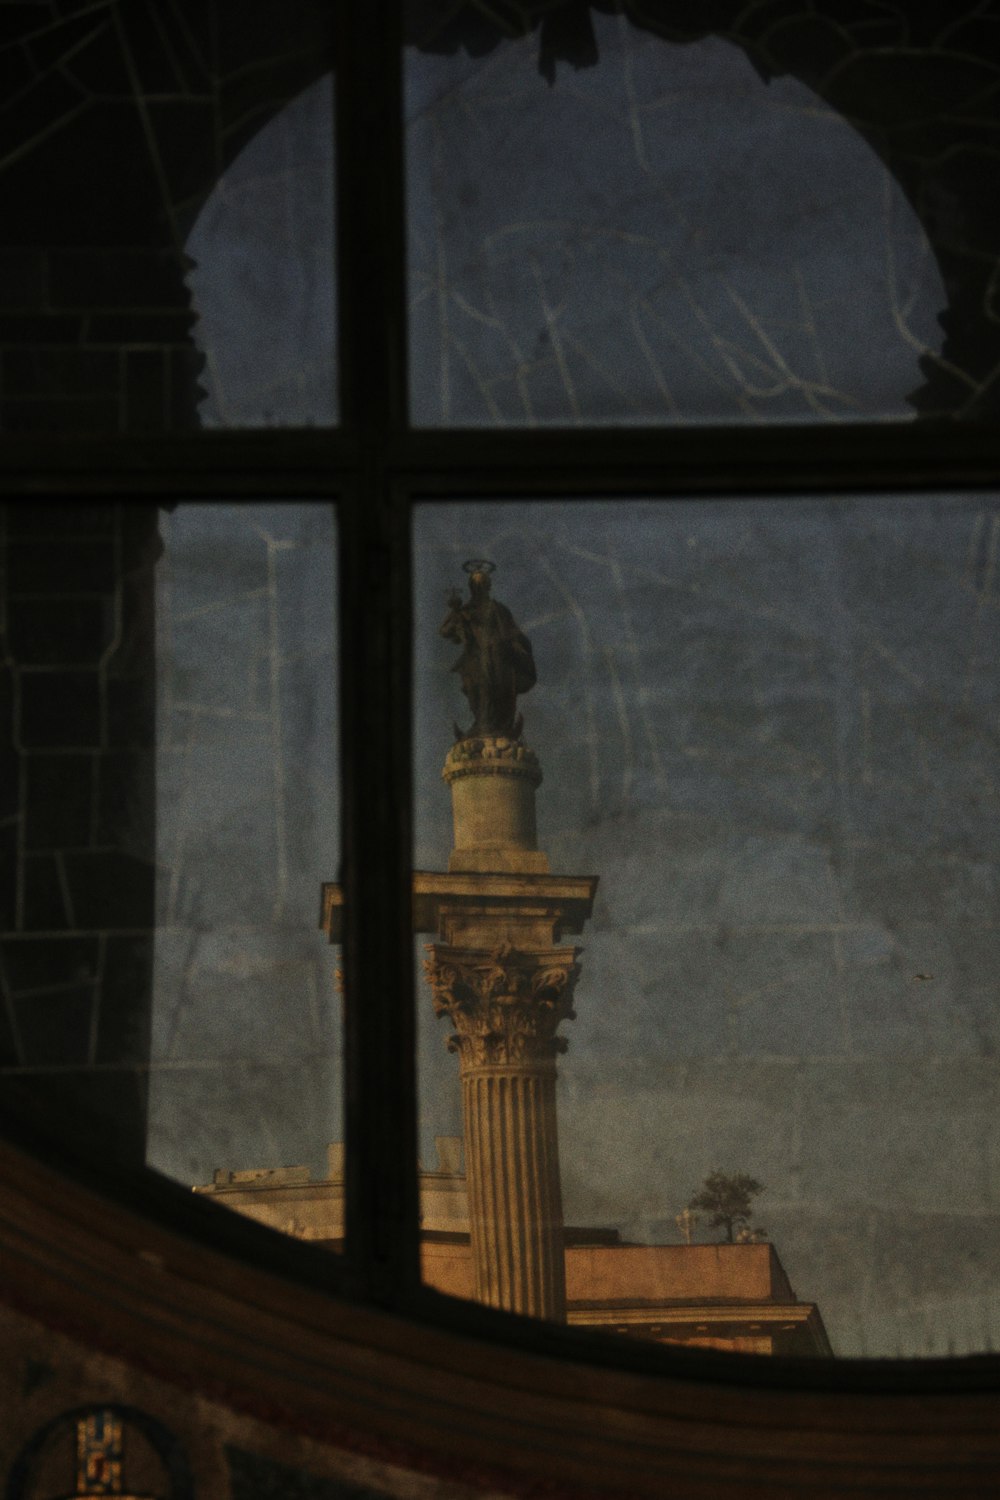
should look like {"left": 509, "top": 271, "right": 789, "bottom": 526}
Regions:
{"left": 462, "top": 1062, "right": 565, "bottom": 1318}
{"left": 423, "top": 941, "right": 580, "bottom": 1323}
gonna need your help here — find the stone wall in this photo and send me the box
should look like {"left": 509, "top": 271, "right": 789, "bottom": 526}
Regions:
{"left": 0, "top": 1, "right": 330, "bottom": 436}
{"left": 0, "top": 501, "right": 160, "bottom": 1165}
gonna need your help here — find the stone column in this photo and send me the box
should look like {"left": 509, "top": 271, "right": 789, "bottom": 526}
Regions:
{"left": 320, "top": 605, "right": 597, "bottom": 1322}
{"left": 423, "top": 940, "right": 579, "bottom": 1320}
{"left": 416, "top": 732, "right": 588, "bottom": 1323}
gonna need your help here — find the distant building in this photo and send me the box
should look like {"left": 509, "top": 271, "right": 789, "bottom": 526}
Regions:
{"left": 196, "top": 1138, "right": 832, "bottom": 1357}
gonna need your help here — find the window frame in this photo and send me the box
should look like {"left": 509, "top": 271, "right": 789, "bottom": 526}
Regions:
{"left": 2, "top": 0, "right": 1000, "bottom": 1468}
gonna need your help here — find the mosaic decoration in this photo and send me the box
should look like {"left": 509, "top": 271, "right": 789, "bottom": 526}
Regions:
{"left": 5, "top": 1406, "right": 186, "bottom": 1500}
{"left": 74, "top": 1410, "right": 148, "bottom": 1499}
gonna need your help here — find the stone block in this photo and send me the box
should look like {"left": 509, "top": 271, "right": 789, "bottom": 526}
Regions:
{"left": 168, "top": 343, "right": 205, "bottom": 429}
{"left": 5, "top": 503, "right": 117, "bottom": 541}
{"left": 1, "top": 70, "right": 81, "bottom": 168}
{"left": 49, "top": 248, "right": 184, "bottom": 309}
{"left": 13, "top": 985, "right": 94, "bottom": 1066}
{"left": 0, "top": 935, "right": 98, "bottom": 994}
{"left": 7, "top": 596, "right": 113, "bottom": 665}
{"left": 25, "top": 10, "right": 114, "bottom": 75}
{"left": 0, "top": 675, "right": 16, "bottom": 816}
{"left": 0, "top": 823, "right": 17, "bottom": 929}
{"left": 0, "top": 314, "right": 84, "bottom": 342}
{"left": 114, "top": 583, "right": 156, "bottom": 673}
{"left": 21, "top": 852, "right": 72, "bottom": 930}
{"left": 106, "top": 675, "right": 156, "bottom": 749}
{"left": 24, "top": 754, "right": 93, "bottom": 849}
{"left": 0, "top": 249, "right": 46, "bottom": 310}
{"left": 51, "top": 17, "right": 131, "bottom": 96}
{"left": 0, "top": 47, "right": 34, "bottom": 120}
{"left": 95, "top": 750, "right": 154, "bottom": 849}
{"left": 123, "top": 347, "right": 167, "bottom": 432}
{"left": 3, "top": 345, "right": 118, "bottom": 396}
{"left": 0, "top": 740, "right": 18, "bottom": 821}
{"left": 95, "top": 934, "right": 152, "bottom": 1065}
{"left": 6, "top": 539, "right": 117, "bottom": 589}
{"left": 88, "top": 311, "right": 194, "bottom": 343}
{"left": 0, "top": 997, "right": 17, "bottom": 1067}
{"left": 18, "top": 669, "right": 101, "bottom": 748}
{"left": 1, "top": 395, "right": 121, "bottom": 433}
{"left": 62, "top": 850, "right": 155, "bottom": 930}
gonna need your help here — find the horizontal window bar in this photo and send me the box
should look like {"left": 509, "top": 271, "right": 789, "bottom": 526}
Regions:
{"left": 2, "top": 422, "right": 1000, "bottom": 499}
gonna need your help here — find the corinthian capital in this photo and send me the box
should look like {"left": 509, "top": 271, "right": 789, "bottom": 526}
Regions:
{"left": 423, "top": 940, "right": 580, "bottom": 1069}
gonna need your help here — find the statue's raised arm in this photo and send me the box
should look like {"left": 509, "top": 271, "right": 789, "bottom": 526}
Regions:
{"left": 441, "top": 561, "right": 537, "bottom": 740}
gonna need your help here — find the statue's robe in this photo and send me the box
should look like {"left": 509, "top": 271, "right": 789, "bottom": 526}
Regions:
{"left": 444, "top": 595, "right": 536, "bottom": 736}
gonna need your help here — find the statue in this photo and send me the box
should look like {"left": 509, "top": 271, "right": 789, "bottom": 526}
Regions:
{"left": 440, "top": 560, "right": 537, "bottom": 739}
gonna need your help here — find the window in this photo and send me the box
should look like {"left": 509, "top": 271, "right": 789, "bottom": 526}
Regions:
{"left": 3, "top": 2, "right": 1000, "bottom": 1491}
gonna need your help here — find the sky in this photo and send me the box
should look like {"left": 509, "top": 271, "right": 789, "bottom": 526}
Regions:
{"left": 148, "top": 19, "right": 1000, "bottom": 1359}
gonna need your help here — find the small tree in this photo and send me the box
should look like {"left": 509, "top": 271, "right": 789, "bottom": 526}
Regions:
{"left": 688, "top": 1170, "right": 764, "bottom": 1244}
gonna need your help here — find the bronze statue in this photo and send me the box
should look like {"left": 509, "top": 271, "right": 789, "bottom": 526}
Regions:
{"left": 440, "top": 561, "right": 537, "bottom": 739}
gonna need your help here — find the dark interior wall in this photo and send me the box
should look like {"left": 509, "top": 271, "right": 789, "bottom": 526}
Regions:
{"left": 0, "top": 0, "right": 332, "bottom": 436}
{"left": 0, "top": 502, "right": 160, "bottom": 1166}
{"left": 0, "top": 0, "right": 334, "bottom": 1163}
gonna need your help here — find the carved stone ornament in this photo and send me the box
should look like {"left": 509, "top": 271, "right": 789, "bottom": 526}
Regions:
{"left": 442, "top": 735, "right": 542, "bottom": 785}
{"left": 423, "top": 940, "right": 580, "bottom": 1068}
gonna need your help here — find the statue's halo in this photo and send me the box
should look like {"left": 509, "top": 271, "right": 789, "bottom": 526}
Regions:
{"left": 462, "top": 558, "right": 496, "bottom": 575}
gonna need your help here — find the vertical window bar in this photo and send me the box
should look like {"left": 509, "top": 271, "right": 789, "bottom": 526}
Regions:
{"left": 335, "top": 1, "right": 418, "bottom": 1301}
{"left": 335, "top": 0, "right": 410, "bottom": 437}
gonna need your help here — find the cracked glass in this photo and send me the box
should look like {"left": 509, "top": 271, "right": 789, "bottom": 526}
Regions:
{"left": 149, "top": 503, "right": 344, "bottom": 1245}
{"left": 411, "top": 497, "right": 1000, "bottom": 1359}
{"left": 405, "top": 6, "right": 1000, "bottom": 425}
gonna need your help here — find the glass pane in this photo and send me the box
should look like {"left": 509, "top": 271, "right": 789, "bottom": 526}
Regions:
{"left": 413, "top": 497, "right": 1000, "bottom": 1358}
{"left": 406, "top": 11, "right": 998, "bottom": 425}
{"left": 187, "top": 76, "right": 337, "bottom": 428}
{"left": 0, "top": 9, "right": 335, "bottom": 434}
{"left": 151, "top": 504, "right": 343, "bottom": 1246}
{"left": 0, "top": 502, "right": 343, "bottom": 1251}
